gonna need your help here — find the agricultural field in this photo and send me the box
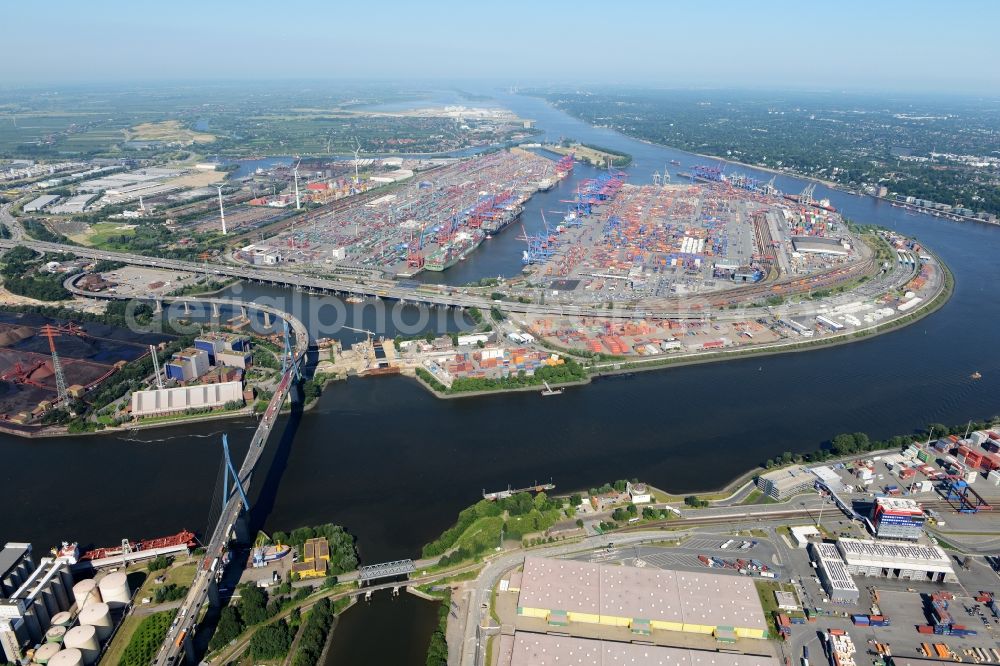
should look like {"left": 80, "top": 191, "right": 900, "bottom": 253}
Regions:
{"left": 127, "top": 120, "right": 215, "bottom": 145}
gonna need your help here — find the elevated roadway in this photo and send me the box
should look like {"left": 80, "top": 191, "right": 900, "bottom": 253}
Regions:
{"left": 0, "top": 237, "right": 876, "bottom": 321}
{"left": 61, "top": 278, "right": 309, "bottom": 665}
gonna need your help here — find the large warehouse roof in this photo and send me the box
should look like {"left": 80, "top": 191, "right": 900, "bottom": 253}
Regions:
{"left": 791, "top": 236, "right": 849, "bottom": 255}
{"left": 517, "top": 557, "right": 766, "bottom": 631}
{"left": 812, "top": 543, "right": 858, "bottom": 594}
{"left": 836, "top": 538, "right": 953, "bottom": 573}
{"left": 131, "top": 381, "right": 243, "bottom": 417}
{"left": 500, "top": 632, "right": 778, "bottom": 666}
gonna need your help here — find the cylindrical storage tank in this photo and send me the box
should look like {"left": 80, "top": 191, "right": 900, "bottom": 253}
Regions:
{"left": 50, "top": 611, "right": 73, "bottom": 628}
{"left": 63, "top": 625, "right": 99, "bottom": 665}
{"left": 48, "top": 648, "right": 84, "bottom": 666}
{"left": 72, "top": 579, "right": 101, "bottom": 608}
{"left": 78, "top": 602, "right": 112, "bottom": 641}
{"left": 34, "top": 642, "right": 62, "bottom": 664}
{"left": 45, "top": 625, "right": 68, "bottom": 644}
{"left": 97, "top": 572, "right": 129, "bottom": 609}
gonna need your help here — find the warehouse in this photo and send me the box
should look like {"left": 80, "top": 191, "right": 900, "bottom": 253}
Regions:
{"left": 809, "top": 542, "right": 860, "bottom": 604}
{"left": 498, "top": 632, "right": 778, "bottom": 666}
{"left": 835, "top": 538, "right": 956, "bottom": 582}
{"left": 791, "top": 235, "right": 850, "bottom": 255}
{"left": 49, "top": 193, "right": 96, "bottom": 214}
{"left": 756, "top": 465, "right": 814, "bottom": 501}
{"left": 516, "top": 557, "right": 768, "bottom": 639}
{"left": 130, "top": 381, "right": 243, "bottom": 418}
{"left": 22, "top": 195, "right": 59, "bottom": 213}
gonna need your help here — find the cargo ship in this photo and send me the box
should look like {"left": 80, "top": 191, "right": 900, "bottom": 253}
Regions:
{"left": 53, "top": 531, "right": 199, "bottom": 568}
{"left": 555, "top": 154, "right": 574, "bottom": 177}
{"left": 77, "top": 531, "right": 198, "bottom": 561}
{"left": 783, "top": 193, "right": 837, "bottom": 213}
{"left": 481, "top": 204, "right": 523, "bottom": 235}
{"left": 424, "top": 231, "right": 484, "bottom": 271}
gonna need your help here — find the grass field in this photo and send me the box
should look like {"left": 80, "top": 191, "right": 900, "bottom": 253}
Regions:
{"left": 67, "top": 222, "right": 137, "bottom": 246}
{"left": 128, "top": 120, "right": 215, "bottom": 145}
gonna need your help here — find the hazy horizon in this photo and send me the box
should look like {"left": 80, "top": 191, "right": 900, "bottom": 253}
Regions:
{"left": 5, "top": 0, "right": 999, "bottom": 95}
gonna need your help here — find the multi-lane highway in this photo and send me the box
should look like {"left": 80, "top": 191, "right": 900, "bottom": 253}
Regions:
{"left": 60, "top": 282, "right": 310, "bottom": 665}
{"left": 0, "top": 236, "right": 878, "bottom": 321}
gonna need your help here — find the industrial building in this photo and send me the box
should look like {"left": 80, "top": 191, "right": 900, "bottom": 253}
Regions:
{"left": 791, "top": 235, "right": 850, "bottom": 255}
{"left": 626, "top": 481, "right": 651, "bottom": 504}
{"left": 194, "top": 333, "right": 250, "bottom": 365}
{"left": 498, "top": 632, "right": 778, "bottom": 666}
{"left": 809, "top": 542, "right": 860, "bottom": 604}
{"left": 0, "top": 544, "right": 34, "bottom": 599}
{"left": 836, "top": 538, "right": 957, "bottom": 583}
{"left": 22, "top": 195, "right": 59, "bottom": 213}
{"left": 165, "top": 347, "right": 209, "bottom": 381}
{"left": 870, "top": 497, "right": 925, "bottom": 540}
{"left": 756, "top": 465, "right": 814, "bottom": 501}
{"left": 49, "top": 194, "right": 96, "bottom": 215}
{"left": 0, "top": 546, "right": 77, "bottom": 663}
{"left": 291, "top": 538, "right": 330, "bottom": 579}
{"left": 515, "top": 557, "right": 768, "bottom": 640}
{"left": 130, "top": 380, "right": 243, "bottom": 418}
{"left": 215, "top": 350, "right": 251, "bottom": 369}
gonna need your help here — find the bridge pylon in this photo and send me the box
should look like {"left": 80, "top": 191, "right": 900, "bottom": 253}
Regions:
{"left": 222, "top": 434, "right": 250, "bottom": 512}
{"left": 281, "top": 319, "right": 301, "bottom": 380}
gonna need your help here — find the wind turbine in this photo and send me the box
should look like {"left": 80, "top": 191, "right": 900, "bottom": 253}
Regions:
{"left": 217, "top": 185, "right": 227, "bottom": 234}
{"left": 293, "top": 159, "right": 301, "bottom": 210}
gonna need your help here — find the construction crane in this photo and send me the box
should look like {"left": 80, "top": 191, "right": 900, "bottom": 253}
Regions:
{"left": 38, "top": 324, "right": 68, "bottom": 402}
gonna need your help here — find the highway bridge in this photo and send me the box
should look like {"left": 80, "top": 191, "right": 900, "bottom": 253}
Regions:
{"left": 0, "top": 237, "right": 876, "bottom": 321}
{"left": 60, "top": 280, "right": 310, "bottom": 665}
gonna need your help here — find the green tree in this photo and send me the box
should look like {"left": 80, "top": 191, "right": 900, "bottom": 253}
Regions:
{"left": 209, "top": 606, "right": 243, "bottom": 650}
{"left": 249, "top": 619, "right": 293, "bottom": 660}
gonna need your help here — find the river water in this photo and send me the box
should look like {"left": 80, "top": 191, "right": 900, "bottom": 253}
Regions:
{"left": 2, "top": 89, "right": 999, "bottom": 665}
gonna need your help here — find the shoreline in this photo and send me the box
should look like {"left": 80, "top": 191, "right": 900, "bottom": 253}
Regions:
{"left": 406, "top": 251, "right": 953, "bottom": 399}
{"left": 542, "top": 98, "right": 999, "bottom": 227}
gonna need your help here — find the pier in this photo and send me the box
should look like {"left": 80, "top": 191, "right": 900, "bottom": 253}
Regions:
{"left": 483, "top": 482, "right": 555, "bottom": 501}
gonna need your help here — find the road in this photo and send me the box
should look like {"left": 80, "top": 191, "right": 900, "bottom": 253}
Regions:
{"left": 0, "top": 235, "right": 879, "bottom": 321}
{"left": 457, "top": 503, "right": 832, "bottom": 666}
{"left": 0, "top": 202, "right": 25, "bottom": 240}
{"left": 59, "top": 286, "right": 311, "bottom": 666}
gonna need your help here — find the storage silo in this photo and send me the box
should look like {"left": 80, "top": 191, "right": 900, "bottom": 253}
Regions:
{"left": 51, "top": 574, "right": 71, "bottom": 611}
{"left": 97, "top": 572, "right": 130, "bottom": 609}
{"left": 33, "top": 642, "right": 62, "bottom": 664}
{"left": 50, "top": 611, "right": 73, "bottom": 628}
{"left": 78, "top": 602, "right": 112, "bottom": 641}
{"left": 48, "top": 648, "right": 84, "bottom": 666}
{"left": 71, "top": 579, "right": 101, "bottom": 608}
{"left": 63, "top": 625, "right": 99, "bottom": 665}
{"left": 45, "top": 624, "right": 68, "bottom": 644}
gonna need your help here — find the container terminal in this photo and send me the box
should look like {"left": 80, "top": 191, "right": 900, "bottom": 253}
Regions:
{"left": 234, "top": 149, "right": 564, "bottom": 277}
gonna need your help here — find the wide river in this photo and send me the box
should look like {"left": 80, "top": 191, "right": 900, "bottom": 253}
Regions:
{"left": 2, "top": 89, "right": 998, "bottom": 664}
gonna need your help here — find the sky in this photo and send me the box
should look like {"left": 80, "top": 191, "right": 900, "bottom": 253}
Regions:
{"left": 5, "top": 0, "right": 999, "bottom": 94}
